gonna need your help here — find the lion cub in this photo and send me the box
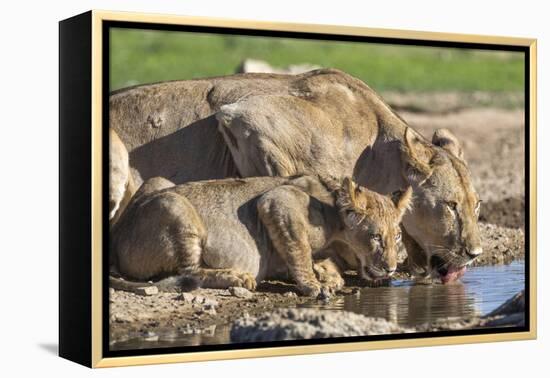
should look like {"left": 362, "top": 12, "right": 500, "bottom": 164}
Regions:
{"left": 110, "top": 175, "right": 411, "bottom": 296}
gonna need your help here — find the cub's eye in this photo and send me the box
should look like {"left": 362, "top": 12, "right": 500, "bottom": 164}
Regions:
{"left": 396, "top": 231, "right": 402, "bottom": 241}
{"left": 371, "top": 234, "right": 382, "bottom": 242}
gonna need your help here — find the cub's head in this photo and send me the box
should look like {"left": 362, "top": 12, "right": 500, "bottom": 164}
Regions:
{"left": 400, "top": 127, "right": 483, "bottom": 284}
{"left": 337, "top": 177, "right": 412, "bottom": 280}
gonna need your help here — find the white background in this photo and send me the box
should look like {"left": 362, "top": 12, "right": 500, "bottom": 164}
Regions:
{"left": 0, "top": 0, "right": 547, "bottom": 376}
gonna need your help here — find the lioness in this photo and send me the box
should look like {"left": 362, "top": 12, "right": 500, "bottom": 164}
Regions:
{"left": 110, "top": 175, "right": 412, "bottom": 296}
{"left": 110, "top": 68, "right": 482, "bottom": 283}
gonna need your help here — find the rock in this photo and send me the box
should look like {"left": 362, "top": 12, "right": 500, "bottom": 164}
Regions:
{"left": 112, "top": 313, "right": 133, "bottom": 323}
{"left": 283, "top": 291, "right": 298, "bottom": 299}
{"left": 236, "top": 58, "right": 320, "bottom": 75}
{"left": 230, "top": 308, "right": 408, "bottom": 342}
{"left": 202, "top": 304, "right": 217, "bottom": 315}
{"left": 229, "top": 286, "right": 253, "bottom": 299}
{"left": 203, "top": 297, "right": 219, "bottom": 307}
{"left": 109, "top": 288, "right": 115, "bottom": 295}
{"left": 136, "top": 312, "right": 155, "bottom": 320}
{"left": 134, "top": 286, "right": 159, "bottom": 296}
{"left": 191, "top": 294, "right": 218, "bottom": 306}
{"left": 143, "top": 332, "right": 159, "bottom": 342}
{"left": 482, "top": 290, "right": 525, "bottom": 327}
{"left": 488, "top": 290, "right": 525, "bottom": 317}
{"left": 192, "top": 295, "right": 205, "bottom": 304}
{"left": 484, "top": 312, "right": 524, "bottom": 327}
{"left": 177, "top": 292, "right": 195, "bottom": 303}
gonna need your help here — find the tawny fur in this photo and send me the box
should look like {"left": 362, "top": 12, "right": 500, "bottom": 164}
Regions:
{"left": 109, "top": 129, "right": 137, "bottom": 226}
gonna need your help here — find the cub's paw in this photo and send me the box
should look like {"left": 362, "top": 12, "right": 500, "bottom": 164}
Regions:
{"left": 237, "top": 272, "right": 257, "bottom": 291}
{"left": 297, "top": 280, "right": 322, "bottom": 297}
{"left": 226, "top": 271, "right": 257, "bottom": 291}
{"left": 318, "top": 273, "right": 345, "bottom": 291}
{"left": 313, "top": 262, "right": 345, "bottom": 291}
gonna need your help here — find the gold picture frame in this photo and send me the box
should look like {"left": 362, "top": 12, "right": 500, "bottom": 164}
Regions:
{"left": 59, "top": 9, "right": 537, "bottom": 368}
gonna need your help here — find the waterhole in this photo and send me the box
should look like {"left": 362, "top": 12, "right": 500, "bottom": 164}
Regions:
{"left": 111, "top": 260, "right": 524, "bottom": 350}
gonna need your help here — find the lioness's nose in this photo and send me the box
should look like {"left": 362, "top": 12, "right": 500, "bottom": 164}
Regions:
{"left": 466, "top": 246, "right": 483, "bottom": 258}
{"left": 384, "top": 267, "right": 396, "bottom": 276}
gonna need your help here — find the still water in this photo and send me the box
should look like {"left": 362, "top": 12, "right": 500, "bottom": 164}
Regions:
{"left": 111, "top": 260, "right": 525, "bottom": 350}
{"left": 303, "top": 260, "right": 525, "bottom": 328}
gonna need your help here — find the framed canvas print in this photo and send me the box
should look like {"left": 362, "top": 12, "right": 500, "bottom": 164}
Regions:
{"left": 59, "top": 10, "right": 537, "bottom": 368}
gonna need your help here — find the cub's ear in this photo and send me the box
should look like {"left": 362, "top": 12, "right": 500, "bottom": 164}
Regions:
{"left": 391, "top": 186, "right": 413, "bottom": 219}
{"left": 342, "top": 177, "right": 357, "bottom": 204}
{"left": 401, "top": 128, "right": 435, "bottom": 186}
{"left": 432, "top": 128, "right": 464, "bottom": 160}
{"left": 342, "top": 177, "right": 368, "bottom": 210}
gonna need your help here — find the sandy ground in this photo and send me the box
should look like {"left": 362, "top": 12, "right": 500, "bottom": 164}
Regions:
{"left": 110, "top": 92, "right": 526, "bottom": 347}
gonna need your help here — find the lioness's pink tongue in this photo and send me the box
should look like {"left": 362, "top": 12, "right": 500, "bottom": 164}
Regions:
{"left": 440, "top": 266, "right": 467, "bottom": 284}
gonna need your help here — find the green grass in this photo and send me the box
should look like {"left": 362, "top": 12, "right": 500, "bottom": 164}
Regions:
{"left": 110, "top": 28, "right": 525, "bottom": 93}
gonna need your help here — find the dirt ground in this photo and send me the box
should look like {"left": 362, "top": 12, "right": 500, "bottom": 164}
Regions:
{"left": 109, "top": 92, "right": 526, "bottom": 347}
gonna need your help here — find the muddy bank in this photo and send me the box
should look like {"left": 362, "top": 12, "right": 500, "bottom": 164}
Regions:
{"left": 475, "top": 223, "right": 524, "bottom": 266}
{"left": 480, "top": 197, "right": 525, "bottom": 230}
{"left": 109, "top": 285, "right": 314, "bottom": 346}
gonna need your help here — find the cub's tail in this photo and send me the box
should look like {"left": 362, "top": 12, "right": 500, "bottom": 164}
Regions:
{"left": 109, "top": 274, "right": 200, "bottom": 295}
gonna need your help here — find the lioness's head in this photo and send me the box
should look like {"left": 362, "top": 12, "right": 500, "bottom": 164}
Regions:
{"left": 400, "top": 127, "right": 482, "bottom": 284}
{"left": 337, "top": 177, "right": 412, "bottom": 280}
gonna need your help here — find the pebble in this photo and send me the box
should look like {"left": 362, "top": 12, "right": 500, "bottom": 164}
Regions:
{"left": 203, "top": 297, "right": 219, "bottom": 307}
{"left": 137, "top": 312, "right": 154, "bottom": 320}
{"left": 283, "top": 291, "right": 298, "bottom": 299}
{"left": 202, "top": 304, "right": 217, "bottom": 315}
{"left": 112, "top": 313, "right": 133, "bottom": 323}
{"left": 134, "top": 286, "right": 159, "bottom": 296}
{"left": 229, "top": 286, "right": 253, "bottom": 299}
{"left": 193, "top": 295, "right": 205, "bottom": 304}
{"left": 178, "top": 292, "right": 195, "bottom": 303}
{"left": 143, "top": 332, "right": 159, "bottom": 342}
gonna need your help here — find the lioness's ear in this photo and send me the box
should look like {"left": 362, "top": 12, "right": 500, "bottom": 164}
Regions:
{"left": 432, "top": 128, "right": 464, "bottom": 160}
{"left": 401, "top": 128, "right": 435, "bottom": 186}
{"left": 391, "top": 186, "right": 413, "bottom": 219}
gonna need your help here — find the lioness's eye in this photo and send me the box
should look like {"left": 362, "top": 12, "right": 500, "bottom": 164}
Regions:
{"left": 396, "top": 231, "right": 402, "bottom": 241}
{"left": 446, "top": 201, "right": 458, "bottom": 212}
{"left": 371, "top": 234, "right": 382, "bottom": 242}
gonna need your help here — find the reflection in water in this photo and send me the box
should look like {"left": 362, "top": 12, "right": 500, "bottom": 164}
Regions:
{"left": 112, "top": 324, "right": 233, "bottom": 350}
{"left": 111, "top": 260, "right": 525, "bottom": 350}
{"left": 303, "top": 260, "right": 525, "bottom": 328}
{"left": 306, "top": 280, "right": 477, "bottom": 328}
